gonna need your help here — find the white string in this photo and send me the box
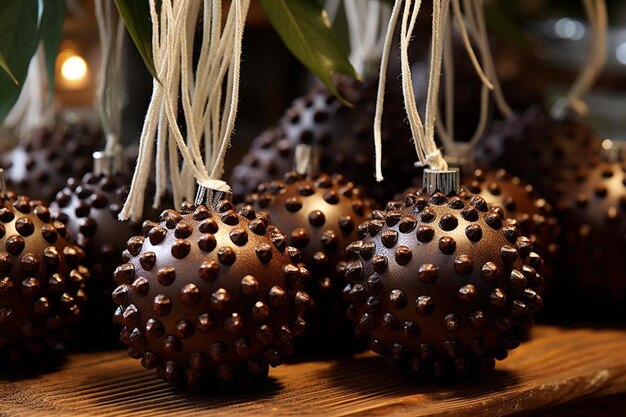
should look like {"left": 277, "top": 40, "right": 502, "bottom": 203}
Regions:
{"left": 436, "top": 0, "right": 510, "bottom": 157}
{"left": 552, "top": 0, "right": 607, "bottom": 118}
{"left": 95, "top": 0, "right": 124, "bottom": 152}
{"left": 120, "top": 0, "right": 250, "bottom": 221}
{"left": 344, "top": 0, "right": 391, "bottom": 77}
{"left": 374, "top": 0, "right": 451, "bottom": 180}
{"left": 4, "top": 46, "right": 54, "bottom": 139}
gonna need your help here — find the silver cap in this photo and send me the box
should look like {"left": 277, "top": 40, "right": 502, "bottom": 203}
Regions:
{"left": 294, "top": 144, "right": 321, "bottom": 177}
{"left": 0, "top": 168, "right": 5, "bottom": 192}
{"left": 93, "top": 147, "right": 125, "bottom": 176}
{"left": 195, "top": 186, "right": 233, "bottom": 209}
{"left": 423, "top": 167, "right": 460, "bottom": 196}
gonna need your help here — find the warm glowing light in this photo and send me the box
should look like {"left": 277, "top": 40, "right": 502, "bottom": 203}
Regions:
{"left": 61, "top": 55, "right": 88, "bottom": 81}
{"left": 602, "top": 139, "right": 614, "bottom": 150}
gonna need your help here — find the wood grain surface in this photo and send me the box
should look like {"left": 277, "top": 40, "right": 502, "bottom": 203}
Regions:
{"left": 1, "top": 325, "right": 626, "bottom": 416}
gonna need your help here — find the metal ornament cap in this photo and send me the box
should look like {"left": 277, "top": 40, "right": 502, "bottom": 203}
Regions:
{"left": 195, "top": 186, "right": 233, "bottom": 209}
{"left": 93, "top": 146, "right": 126, "bottom": 177}
{"left": 423, "top": 168, "right": 460, "bottom": 196}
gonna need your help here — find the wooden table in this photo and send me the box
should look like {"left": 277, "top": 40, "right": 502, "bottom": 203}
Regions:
{"left": 1, "top": 325, "right": 626, "bottom": 416}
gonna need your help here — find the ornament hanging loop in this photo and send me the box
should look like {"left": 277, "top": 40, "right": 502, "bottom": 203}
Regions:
{"left": 294, "top": 144, "right": 321, "bottom": 177}
{"left": 423, "top": 167, "right": 460, "bottom": 196}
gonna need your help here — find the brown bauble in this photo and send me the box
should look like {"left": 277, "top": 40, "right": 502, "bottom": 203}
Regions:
{"left": 344, "top": 191, "right": 544, "bottom": 376}
{"left": 2, "top": 125, "right": 103, "bottom": 202}
{"left": 462, "top": 168, "right": 560, "bottom": 283}
{"left": 112, "top": 200, "right": 312, "bottom": 391}
{"left": 553, "top": 161, "right": 626, "bottom": 321}
{"left": 50, "top": 173, "right": 151, "bottom": 347}
{"left": 244, "top": 171, "right": 373, "bottom": 352}
{"left": 229, "top": 77, "right": 417, "bottom": 203}
{"left": 475, "top": 107, "right": 602, "bottom": 195}
{"left": 0, "top": 195, "right": 88, "bottom": 363}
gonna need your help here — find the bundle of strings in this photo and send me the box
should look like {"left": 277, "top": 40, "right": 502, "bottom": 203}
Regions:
{"left": 4, "top": 47, "right": 53, "bottom": 140}
{"left": 374, "top": 0, "right": 451, "bottom": 181}
{"left": 552, "top": 0, "right": 607, "bottom": 118}
{"left": 95, "top": 0, "right": 125, "bottom": 154}
{"left": 436, "top": 0, "right": 507, "bottom": 157}
{"left": 341, "top": 0, "right": 391, "bottom": 77}
{"left": 120, "top": 0, "right": 250, "bottom": 222}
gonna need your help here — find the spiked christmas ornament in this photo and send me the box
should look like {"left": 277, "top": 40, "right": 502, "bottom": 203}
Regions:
{"left": 50, "top": 151, "right": 154, "bottom": 346}
{"left": 0, "top": 180, "right": 89, "bottom": 363}
{"left": 113, "top": 197, "right": 311, "bottom": 389}
{"left": 230, "top": 77, "right": 417, "bottom": 204}
{"left": 2, "top": 124, "right": 103, "bottom": 203}
{"left": 345, "top": 186, "right": 544, "bottom": 376}
{"left": 475, "top": 108, "right": 602, "bottom": 195}
{"left": 462, "top": 168, "right": 560, "bottom": 282}
{"left": 244, "top": 146, "right": 372, "bottom": 351}
{"left": 553, "top": 161, "right": 626, "bottom": 320}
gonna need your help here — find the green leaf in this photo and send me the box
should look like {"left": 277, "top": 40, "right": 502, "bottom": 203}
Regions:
{"left": 259, "top": 0, "right": 359, "bottom": 105}
{"left": 40, "top": 0, "right": 66, "bottom": 99}
{"left": 0, "top": 0, "right": 41, "bottom": 122}
{"left": 114, "top": 0, "right": 158, "bottom": 79}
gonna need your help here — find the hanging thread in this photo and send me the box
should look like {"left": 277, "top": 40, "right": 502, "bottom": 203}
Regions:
{"left": 436, "top": 0, "right": 511, "bottom": 159}
{"left": 552, "top": 0, "right": 607, "bottom": 119}
{"left": 374, "top": 0, "right": 451, "bottom": 181}
{"left": 95, "top": 0, "right": 125, "bottom": 154}
{"left": 120, "top": 0, "right": 250, "bottom": 221}
{"left": 4, "top": 46, "right": 54, "bottom": 139}
{"left": 343, "top": 0, "right": 391, "bottom": 77}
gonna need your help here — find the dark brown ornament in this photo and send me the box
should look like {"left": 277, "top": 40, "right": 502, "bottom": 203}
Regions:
{"left": 2, "top": 125, "right": 103, "bottom": 202}
{"left": 553, "top": 161, "right": 626, "bottom": 321}
{"left": 112, "top": 200, "right": 311, "bottom": 390}
{"left": 50, "top": 172, "right": 168, "bottom": 347}
{"left": 0, "top": 195, "right": 88, "bottom": 363}
{"left": 244, "top": 171, "right": 373, "bottom": 352}
{"left": 461, "top": 168, "right": 560, "bottom": 284}
{"left": 229, "top": 77, "right": 417, "bottom": 203}
{"left": 345, "top": 191, "right": 544, "bottom": 376}
{"left": 475, "top": 107, "right": 602, "bottom": 195}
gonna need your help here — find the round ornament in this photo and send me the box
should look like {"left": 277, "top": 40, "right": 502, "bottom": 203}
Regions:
{"left": 553, "top": 161, "right": 626, "bottom": 320}
{"left": 229, "top": 77, "right": 417, "bottom": 203}
{"left": 344, "top": 190, "right": 544, "bottom": 376}
{"left": 244, "top": 170, "right": 372, "bottom": 352}
{"left": 475, "top": 107, "right": 602, "bottom": 195}
{"left": 112, "top": 199, "right": 312, "bottom": 390}
{"left": 462, "top": 168, "right": 560, "bottom": 282}
{"left": 2, "top": 124, "right": 103, "bottom": 202}
{"left": 0, "top": 194, "right": 89, "bottom": 363}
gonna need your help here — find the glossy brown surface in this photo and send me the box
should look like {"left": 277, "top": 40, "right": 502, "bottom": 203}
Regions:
{"left": 112, "top": 200, "right": 312, "bottom": 390}
{"left": 462, "top": 168, "right": 560, "bottom": 281}
{"left": 244, "top": 171, "right": 372, "bottom": 351}
{"left": 229, "top": 77, "right": 417, "bottom": 203}
{"left": 1, "top": 325, "right": 625, "bottom": 416}
{"left": 345, "top": 191, "right": 543, "bottom": 376}
{"left": 475, "top": 107, "right": 602, "bottom": 195}
{"left": 553, "top": 161, "right": 626, "bottom": 320}
{"left": 2, "top": 125, "right": 103, "bottom": 203}
{"left": 0, "top": 195, "right": 88, "bottom": 363}
{"left": 50, "top": 173, "right": 146, "bottom": 346}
